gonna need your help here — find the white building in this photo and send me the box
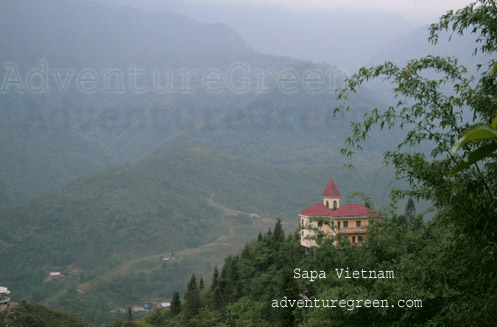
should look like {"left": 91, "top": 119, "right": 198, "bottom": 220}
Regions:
{"left": 0, "top": 286, "right": 10, "bottom": 311}
{"left": 132, "top": 306, "right": 147, "bottom": 313}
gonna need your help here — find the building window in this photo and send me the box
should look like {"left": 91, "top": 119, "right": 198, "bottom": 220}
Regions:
{"left": 356, "top": 220, "right": 361, "bottom": 227}
{"left": 343, "top": 221, "right": 348, "bottom": 228}
{"left": 326, "top": 200, "right": 329, "bottom": 208}
{"left": 318, "top": 220, "right": 323, "bottom": 227}
{"left": 358, "top": 236, "right": 363, "bottom": 243}
{"left": 301, "top": 219, "right": 304, "bottom": 227}
{"left": 333, "top": 200, "right": 337, "bottom": 209}
{"left": 352, "top": 236, "right": 355, "bottom": 243}
{"left": 337, "top": 221, "right": 340, "bottom": 229}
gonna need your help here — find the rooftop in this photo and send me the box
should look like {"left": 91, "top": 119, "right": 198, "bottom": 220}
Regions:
{"left": 330, "top": 204, "right": 379, "bottom": 217}
{"left": 299, "top": 203, "right": 333, "bottom": 217}
{"left": 299, "top": 203, "right": 378, "bottom": 218}
{"left": 321, "top": 177, "right": 341, "bottom": 197}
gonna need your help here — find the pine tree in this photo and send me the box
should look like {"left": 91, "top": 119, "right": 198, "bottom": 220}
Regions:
{"left": 183, "top": 274, "right": 201, "bottom": 319}
{"left": 127, "top": 307, "right": 133, "bottom": 323}
{"left": 404, "top": 197, "right": 416, "bottom": 225}
{"left": 210, "top": 266, "right": 219, "bottom": 291}
{"left": 226, "top": 257, "right": 241, "bottom": 302}
{"left": 273, "top": 218, "right": 285, "bottom": 244}
{"left": 213, "top": 265, "right": 228, "bottom": 309}
{"left": 199, "top": 277, "right": 205, "bottom": 291}
{"left": 170, "top": 291, "right": 181, "bottom": 317}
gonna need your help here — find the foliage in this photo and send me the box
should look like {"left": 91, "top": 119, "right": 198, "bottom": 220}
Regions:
{"left": 0, "top": 142, "right": 396, "bottom": 320}
{"left": 450, "top": 116, "right": 497, "bottom": 175}
{"left": 226, "top": 297, "right": 271, "bottom": 327}
{"left": 170, "top": 291, "right": 181, "bottom": 317}
{"left": 0, "top": 301, "right": 91, "bottom": 327}
{"left": 183, "top": 274, "right": 201, "bottom": 321}
{"left": 330, "top": 0, "right": 497, "bottom": 325}
{"left": 139, "top": 220, "right": 305, "bottom": 327}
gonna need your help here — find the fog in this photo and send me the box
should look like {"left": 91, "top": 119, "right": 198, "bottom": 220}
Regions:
{"left": 95, "top": 0, "right": 470, "bottom": 71}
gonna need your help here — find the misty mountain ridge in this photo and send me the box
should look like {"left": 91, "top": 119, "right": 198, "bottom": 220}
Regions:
{"left": 1, "top": 0, "right": 377, "bottom": 196}
{"left": 368, "top": 24, "right": 489, "bottom": 69}
{"left": 0, "top": 0, "right": 251, "bottom": 68}
{"left": 96, "top": 0, "right": 416, "bottom": 72}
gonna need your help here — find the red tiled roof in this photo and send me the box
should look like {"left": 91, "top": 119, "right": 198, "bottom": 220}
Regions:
{"left": 322, "top": 177, "right": 341, "bottom": 197}
{"left": 299, "top": 203, "right": 334, "bottom": 217}
{"left": 329, "top": 204, "right": 379, "bottom": 217}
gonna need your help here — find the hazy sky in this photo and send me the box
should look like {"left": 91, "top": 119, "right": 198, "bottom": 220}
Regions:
{"left": 186, "top": 0, "right": 474, "bottom": 23}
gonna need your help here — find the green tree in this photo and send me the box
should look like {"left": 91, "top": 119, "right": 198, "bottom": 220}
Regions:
{"left": 183, "top": 274, "right": 201, "bottom": 320}
{"left": 404, "top": 197, "right": 416, "bottom": 225}
{"left": 333, "top": 1, "right": 497, "bottom": 325}
{"left": 211, "top": 266, "right": 224, "bottom": 310}
{"left": 210, "top": 266, "right": 219, "bottom": 291}
{"left": 272, "top": 218, "right": 285, "bottom": 245}
{"left": 170, "top": 291, "right": 181, "bottom": 317}
{"left": 450, "top": 116, "right": 497, "bottom": 175}
{"left": 226, "top": 297, "right": 271, "bottom": 327}
{"left": 126, "top": 307, "right": 133, "bottom": 324}
{"left": 189, "top": 306, "right": 227, "bottom": 327}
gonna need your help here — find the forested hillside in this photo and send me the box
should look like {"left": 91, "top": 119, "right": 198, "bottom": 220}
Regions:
{"left": 0, "top": 143, "right": 395, "bottom": 324}
{"left": 154, "top": 86, "right": 394, "bottom": 166}
{"left": 133, "top": 2, "right": 497, "bottom": 326}
{"left": 138, "top": 216, "right": 450, "bottom": 326}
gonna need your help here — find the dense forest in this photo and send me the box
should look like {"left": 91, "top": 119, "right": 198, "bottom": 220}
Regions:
{"left": 116, "top": 2, "right": 497, "bottom": 326}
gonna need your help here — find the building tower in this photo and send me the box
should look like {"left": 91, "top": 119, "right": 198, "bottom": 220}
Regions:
{"left": 321, "top": 177, "right": 341, "bottom": 209}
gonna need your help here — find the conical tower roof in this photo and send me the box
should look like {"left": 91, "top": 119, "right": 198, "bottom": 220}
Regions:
{"left": 321, "top": 177, "right": 341, "bottom": 197}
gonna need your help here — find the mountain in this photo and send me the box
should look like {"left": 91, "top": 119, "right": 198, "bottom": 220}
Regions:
{"left": 96, "top": 0, "right": 416, "bottom": 72}
{"left": 0, "top": 0, "right": 251, "bottom": 68}
{"left": 0, "top": 103, "right": 115, "bottom": 195}
{"left": 2, "top": 0, "right": 391, "bottom": 195}
{"left": 154, "top": 86, "right": 392, "bottom": 166}
{"left": 364, "top": 24, "right": 489, "bottom": 115}
{"left": 0, "top": 144, "right": 395, "bottom": 317}
{"left": 0, "top": 0, "right": 389, "bottom": 195}
{"left": 0, "top": 0, "right": 255, "bottom": 194}
{"left": 367, "top": 24, "right": 489, "bottom": 76}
